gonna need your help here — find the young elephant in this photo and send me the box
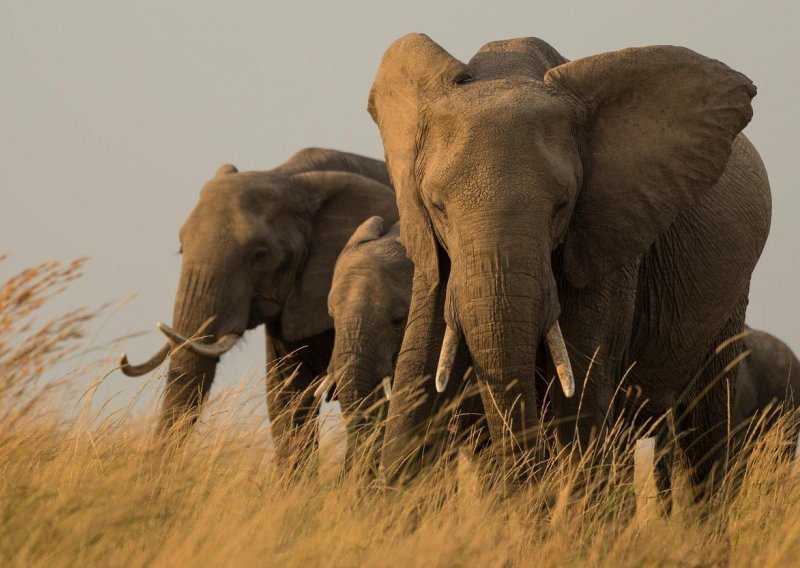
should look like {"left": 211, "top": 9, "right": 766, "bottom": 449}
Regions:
{"left": 322, "top": 217, "right": 412, "bottom": 470}
{"left": 735, "top": 327, "right": 800, "bottom": 429}
{"left": 636, "top": 327, "right": 800, "bottom": 511}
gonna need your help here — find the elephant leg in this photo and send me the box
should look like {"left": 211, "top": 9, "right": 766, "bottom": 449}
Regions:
{"left": 552, "top": 260, "right": 639, "bottom": 475}
{"left": 382, "top": 274, "right": 463, "bottom": 481}
{"left": 265, "top": 334, "right": 321, "bottom": 475}
{"left": 673, "top": 296, "right": 747, "bottom": 502}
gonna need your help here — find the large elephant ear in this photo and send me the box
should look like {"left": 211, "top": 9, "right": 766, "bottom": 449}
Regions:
{"left": 468, "top": 37, "right": 568, "bottom": 80}
{"left": 368, "top": 33, "right": 469, "bottom": 287}
{"left": 545, "top": 46, "right": 756, "bottom": 288}
{"left": 281, "top": 172, "right": 398, "bottom": 341}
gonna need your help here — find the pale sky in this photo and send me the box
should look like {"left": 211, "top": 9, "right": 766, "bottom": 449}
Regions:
{"left": 2, "top": 1, "right": 798, "bottom": 418}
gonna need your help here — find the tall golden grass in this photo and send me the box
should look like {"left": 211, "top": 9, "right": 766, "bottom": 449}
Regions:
{"left": 2, "top": 258, "right": 800, "bottom": 567}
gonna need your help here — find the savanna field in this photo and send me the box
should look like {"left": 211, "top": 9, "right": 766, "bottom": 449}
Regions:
{"left": 2, "top": 259, "right": 800, "bottom": 567}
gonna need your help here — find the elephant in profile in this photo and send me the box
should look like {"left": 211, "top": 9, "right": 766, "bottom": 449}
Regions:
{"left": 120, "top": 148, "right": 398, "bottom": 465}
{"left": 368, "top": 34, "right": 771, "bottom": 496}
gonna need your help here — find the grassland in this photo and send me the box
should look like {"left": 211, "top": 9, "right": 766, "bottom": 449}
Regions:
{"left": 2, "top": 259, "right": 800, "bottom": 567}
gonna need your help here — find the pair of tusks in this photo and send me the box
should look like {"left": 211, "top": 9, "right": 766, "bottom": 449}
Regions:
{"left": 434, "top": 321, "right": 576, "bottom": 398}
{"left": 119, "top": 321, "right": 239, "bottom": 376}
{"left": 313, "top": 374, "right": 393, "bottom": 401}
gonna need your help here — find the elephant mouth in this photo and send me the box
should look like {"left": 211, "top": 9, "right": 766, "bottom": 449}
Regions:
{"left": 249, "top": 296, "right": 281, "bottom": 328}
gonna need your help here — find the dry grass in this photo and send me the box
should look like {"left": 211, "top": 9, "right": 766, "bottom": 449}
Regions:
{"left": 2, "top": 259, "right": 800, "bottom": 567}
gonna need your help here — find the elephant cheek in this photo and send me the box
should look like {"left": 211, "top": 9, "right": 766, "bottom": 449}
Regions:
{"left": 255, "top": 297, "right": 281, "bottom": 317}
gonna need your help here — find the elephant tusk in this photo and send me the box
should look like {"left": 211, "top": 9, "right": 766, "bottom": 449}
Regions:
{"left": 119, "top": 342, "right": 171, "bottom": 376}
{"left": 435, "top": 325, "right": 460, "bottom": 393}
{"left": 382, "top": 376, "right": 392, "bottom": 400}
{"left": 157, "top": 322, "right": 239, "bottom": 359}
{"left": 545, "top": 321, "right": 576, "bottom": 398}
{"left": 314, "top": 373, "right": 335, "bottom": 400}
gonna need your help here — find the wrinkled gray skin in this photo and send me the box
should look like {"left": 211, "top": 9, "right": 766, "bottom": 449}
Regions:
{"left": 734, "top": 327, "right": 800, "bottom": 428}
{"left": 123, "top": 148, "right": 398, "bottom": 466}
{"left": 369, "top": 35, "right": 771, "bottom": 496}
{"left": 327, "top": 217, "right": 412, "bottom": 470}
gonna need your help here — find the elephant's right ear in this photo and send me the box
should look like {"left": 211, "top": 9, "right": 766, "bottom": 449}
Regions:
{"left": 368, "top": 33, "right": 469, "bottom": 288}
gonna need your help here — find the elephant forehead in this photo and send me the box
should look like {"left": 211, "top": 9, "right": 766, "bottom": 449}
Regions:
{"left": 181, "top": 178, "right": 291, "bottom": 243}
{"left": 419, "top": 80, "right": 580, "bottom": 198}
{"left": 423, "top": 79, "right": 575, "bottom": 150}
{"left": 333, "top": 251, "right": 409, "bottom": 300}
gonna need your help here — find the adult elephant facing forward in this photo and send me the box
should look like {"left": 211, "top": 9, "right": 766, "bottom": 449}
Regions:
{"left": 369, "top": 35, "right": 770, "bottom": 495}
{"left": 121, "top": 148, "right": 398, "bottom": 466}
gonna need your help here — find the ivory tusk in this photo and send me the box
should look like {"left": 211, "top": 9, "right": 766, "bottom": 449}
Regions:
{"left": 314, "top": 373, "right": 335, "bottom": 400}
{"left": 157, "top": 322, "right": 239, "bottom": 359}
{"left": 545, "top": 321, "right": 576, "bottom": 398}
{"left": 119, "top": 342, "right": 171, "bottom": 376}
{"left": 382, "top": 376, "right": 392, "bottom": 400}
{"left": 435, "top": 325, "right": 460, "bottom": 393}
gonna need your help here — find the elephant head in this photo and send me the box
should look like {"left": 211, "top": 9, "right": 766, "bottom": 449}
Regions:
{"left": 733, "top": 327, "right": 800, "bottom": 427}
{"left": 120, "top": 149, "right": 398, "bottom": 435}
{"left": 369, "top": 35, "right": 756, "bottom": 472}
{"left": 322, "top": 216, "right": 413, "bottom": 466}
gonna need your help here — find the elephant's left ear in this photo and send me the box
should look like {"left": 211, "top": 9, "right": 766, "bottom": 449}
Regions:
{"left": 281, "top": 172, "right": 399, "bottom": 342}
{"left": 545, "top": 46, "right": 756, "bottom": 288}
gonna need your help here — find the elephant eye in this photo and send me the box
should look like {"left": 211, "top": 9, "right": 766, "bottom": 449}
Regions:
{"left": 391, "top": 316, "right": 406, "bottom": 328}
{"left": 554, "top": 199, "right": 569, "bottom": 215}
{"left": 454, "top": 72, "right": 475, "bottom": 85}
{"left": 431, "top": 200, "right": 446, "bottom": 214}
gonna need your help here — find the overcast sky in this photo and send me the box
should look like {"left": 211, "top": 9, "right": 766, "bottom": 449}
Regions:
{"left": 2, "top": 1, "right": 798, "bottom": 419}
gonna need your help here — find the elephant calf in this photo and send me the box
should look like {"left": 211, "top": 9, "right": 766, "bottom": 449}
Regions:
{"left": 636, "top": 327, "right": 800, "bottom": 512}
{"left": 734, "top": 327, "right": 800, "bottom": 435}
{"left": 321, "top": 217, "right": 412, "bottom": 470}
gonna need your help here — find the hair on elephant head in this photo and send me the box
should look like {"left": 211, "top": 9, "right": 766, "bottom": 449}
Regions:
{"left": 369, "top": 34, "right": 767, "bottom": 487}
{"left": 120, "top": 148, "right": 398, "bottom": 443}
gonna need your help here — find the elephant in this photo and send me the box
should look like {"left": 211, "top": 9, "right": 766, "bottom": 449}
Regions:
{"left": 368, "top": 34, "right": 771, "bottom": 497}
{"left": 320, "top": 216, "right": 412, "bottom": 471}
{"left": 734, "top": 327, "right": 800, "bottom": 430}
{"left": 119, "top": 148, "right": 398, "bottom": 466}
{"left": 635, "top": 327, "right": 800, "bottom": 513}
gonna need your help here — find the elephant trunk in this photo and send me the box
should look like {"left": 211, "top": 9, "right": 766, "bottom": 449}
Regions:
{"left": 159, "top": 264, "right": 234, "bottom": 436}
{"left": 454, "top": 239, "right": 559, "bottom": 474}
{"left": 329, "top": 318, "right": 390, "bottom": 470}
